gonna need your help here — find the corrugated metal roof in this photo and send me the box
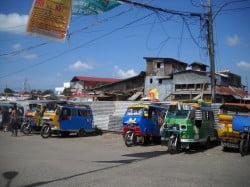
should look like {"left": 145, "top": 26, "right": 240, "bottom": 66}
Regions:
{"left": 216, "top": 86, "right": 247, "bottom": 97}
{"left": 71, "top": 76, "right": 120, "bottom": 83}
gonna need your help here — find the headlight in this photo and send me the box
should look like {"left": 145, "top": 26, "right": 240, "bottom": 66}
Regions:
{"left": 180, "top": 124, "right": 187, "bottom": 130}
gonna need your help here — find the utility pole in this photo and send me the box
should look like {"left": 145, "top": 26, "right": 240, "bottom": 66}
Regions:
{"left": 119, "top": 0, "right": 217, "bottom": 102}
{"left": 207, "top": 0, "right": 216, "bottom": 103}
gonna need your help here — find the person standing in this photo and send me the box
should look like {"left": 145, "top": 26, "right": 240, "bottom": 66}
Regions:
{"left": 10, "top": 105, "right": 18, "bottom": 136}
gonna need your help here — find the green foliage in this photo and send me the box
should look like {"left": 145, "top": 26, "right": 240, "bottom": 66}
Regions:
{"left": 4, "top": 88, "right": 14, "bottom": 93}
{"left": 62, "top": 88, "right": 72, "bottom": 96}
{"left": 42, "top": 90, "right": 54, "bottom": 95}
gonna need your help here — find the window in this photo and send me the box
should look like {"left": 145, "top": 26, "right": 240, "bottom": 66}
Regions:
{"left": 61, "top": 108, "right": 71, "bottom": 120}
{"left": 72, "top": 109, "right": 77, "bottom": 116}
{"left": 196, "top": 84, "right": 201, "bottom": 90}
{"left": 158, "top": 79, "right": 162, "bottom": 84}
{"left": 150, "top": 78, "right": 153, "bottom": 84}
{"left": 187, "top": 84, "right": 195, "bottom": 90}
{"left": 157, "top": 62, "right": 161, "bottom": 68}
{"left": 78, "top": 109, "right": 91, "bottom": 117}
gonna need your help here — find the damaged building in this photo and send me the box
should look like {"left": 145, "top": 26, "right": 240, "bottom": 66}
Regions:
{"left": 89, "top": 71, "right": 146, "bottom": 101}
{"left": 74, "top": 57, "right": 247, "bottom": 102}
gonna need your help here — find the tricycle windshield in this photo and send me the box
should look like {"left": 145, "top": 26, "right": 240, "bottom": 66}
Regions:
{"left": 126, "top": 107, "right": 144, "bottom": 116}
{"left": 166, "top": 110, "right": 189, "bottom": 119}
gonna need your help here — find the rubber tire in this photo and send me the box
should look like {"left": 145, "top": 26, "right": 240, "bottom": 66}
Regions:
{"left": 222, "top": 146, "right": 229, "bottom": 152}
{"left": 152, "top": 136, "right": 161, "bottom": 145}
{"left": 61, "top": 131, "right": 70, "bottom": 137}
{"left": 204, "top": 137, "right": 211, "bottom": 149}
{"left": 142, "top": 136, "right": 150, "bottom": 145}
{"left": 22, "top": 123, "right": 32, "bottom": 135}
{"left": 168, "top": 138, "right": 177, "bottom": 154}
{"left": 41, "top": 125, "right": 51, "bottom": 139}
{"left": 125, "top": 132, "right": 136, "bottom": 147}
{"left": 78, "top": 129, "right": 86, "bottom": 137}
{"left": 240, "top": 139, "right": 248, "bottom": 157}
{"left": 95, "top": 127, "right": 102, "bottom": 135}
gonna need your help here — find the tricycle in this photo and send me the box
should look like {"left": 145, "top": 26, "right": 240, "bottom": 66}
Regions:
{"left": 40, "top": 103, "right": 101, "bottom": 138}
{"left": 161, "top": 101, "right": 217, "bottom": 154}
{"left": 21, "top": 101, "right": 66, "bottom": 134}
{"left": 121, "top": 103, "right": 168, "bottom": 147}
{"left": 216, "top": 103, "right": 250, "bottom": 151}
{"left": 232, "top": 115, "right": 250, "bottom": 156}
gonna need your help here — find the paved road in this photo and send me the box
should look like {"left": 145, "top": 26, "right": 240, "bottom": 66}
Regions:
{"left": 0, "top": 132, "right": 250, "bottom": 187}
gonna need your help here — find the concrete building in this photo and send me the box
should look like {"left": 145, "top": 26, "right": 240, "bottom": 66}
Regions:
{"left": 55, "top": 82, "right": 70, "bottom": 95}
{"left": 143, "top": 57, "right": 188, "bottom": 101}
{"left": 74, "top": 57, "right": 247, "bottom": 102}
{"left": 143, "top": 57, "right": 247, "bottom": 102}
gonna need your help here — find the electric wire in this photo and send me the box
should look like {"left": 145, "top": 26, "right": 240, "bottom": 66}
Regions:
{"left": 0, "top": 13, "right": 154, "bottom": 79}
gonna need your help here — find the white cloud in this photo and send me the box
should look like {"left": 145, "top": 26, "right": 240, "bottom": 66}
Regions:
{"left": 68, "top": 60, "right": 93, "bottom": 72}
{"left": 226, "top": 34, "right": 240, "bottom": 46}
{"left": 11, "top": 43, "right": 38, "bottom": 60}
{"left": 0, "top": 13, "right": 28, "bottom": 33}
{"left": 237, "top": 61, "right": 250, "bottom": 70}
{"left": 114, "top": 65, "right": 137, "bottom": 78}
{"left": 13, "top": 43, "right": 21, "bottom": 49}
{"left": 23, "top": 54, "right": 38, "bottom": 60}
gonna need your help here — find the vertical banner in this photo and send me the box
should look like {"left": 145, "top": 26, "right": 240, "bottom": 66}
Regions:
{"left": 72, "top": 0, "right": 121, "bottom": 15}
{"left": 26, "top": 0, "right": 72, "bottom": 41}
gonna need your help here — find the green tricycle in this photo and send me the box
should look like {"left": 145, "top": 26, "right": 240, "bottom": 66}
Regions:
{"left": 160, "top": 101, "right": 218, "bottom": 154}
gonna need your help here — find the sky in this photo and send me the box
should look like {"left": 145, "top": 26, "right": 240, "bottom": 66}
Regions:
{"left": 0, "top": 0, "right": 250, "bottom": 92}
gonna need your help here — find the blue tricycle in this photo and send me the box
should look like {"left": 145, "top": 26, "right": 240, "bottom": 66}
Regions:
{"left": 232, "top": 115, "right": 250, "bottom": 156}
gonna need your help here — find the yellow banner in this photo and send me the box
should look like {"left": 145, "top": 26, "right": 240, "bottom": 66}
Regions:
{"left": 26, "top": 0, "right": 72, "bottom": 41}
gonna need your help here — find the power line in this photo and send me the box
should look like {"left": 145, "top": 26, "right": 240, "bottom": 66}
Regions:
{"left": 0, "top": 13, "right": 154, "bottom": 79}
{"left": 0, "top": 42, "right": 48, "bottom": 57}
{"left": 0, "top": 3, "right": 135, "bottom": 58}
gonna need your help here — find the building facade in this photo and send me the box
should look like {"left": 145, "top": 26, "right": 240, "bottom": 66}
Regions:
{"left": 70, "top": 76, "right": 120, "bottom": 96}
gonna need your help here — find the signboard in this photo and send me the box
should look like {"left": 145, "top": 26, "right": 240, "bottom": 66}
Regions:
{"left": 72, "top": 0, "right": 121, "bottom": 15}
{"left": 26, "top": 0, "right": 72, "bottom": 41}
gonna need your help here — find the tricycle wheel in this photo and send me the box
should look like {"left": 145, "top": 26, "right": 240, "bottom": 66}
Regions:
{"left": 125, "top": 132, "right": 136, "bottom": 147}
{"left": 222, "top": 146, "right": 229, "bottom": 152}
{"left": 142, "top": 136, "right": 150, "bottom": 145}
{"left": 152, "top": 136, "right": 161, "bottom": 145}
{"left": 168, "top": 138, "right": 177, "bottom": 154}
{"left": 240, "top": 138, "right": 248, "bottom": 157}
{"left": 78, "top": 129, "right": 86, "bottom": 137}
{"left": 204, "top": 136, "right": 211, "bottom": 149}
{"left": 40, "top": 125, "right": 51, "bottom": 139}
{"left": 22, "top": 123, "right": 32, "bottom": 135}
{"left": 61, "top": 131, "right": 70, "bottom": 137}
{"left": 95, "top": 127, "right": 102, "bottom": 135}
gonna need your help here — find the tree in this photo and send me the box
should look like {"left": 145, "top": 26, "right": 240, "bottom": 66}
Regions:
{"left": 62, "top": 88, "right": 72, "bottom": 96}
{"left": 42, "top": 89, "right": 54, "bottom": 95}
{"left": 4, "top": 88, "right": 14, "bottom": 94}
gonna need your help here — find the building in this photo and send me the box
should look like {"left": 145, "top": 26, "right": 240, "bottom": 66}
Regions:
{"left": 143, "top": 57, "right": 188, "bottom": 101}
{"left": 68, "top": 57, "right": 247, "bottom": 102}
{"left": 90, "top": 72, "right": 146, "bottom": 101}
{"left": 144, "top": 57, "right": 247, "bottom": 102}
{"left": 70, "top": 76, "right": 120, "bottom": 96}
{"left": 55, "top": 82, "right": 70, "bottom": 95}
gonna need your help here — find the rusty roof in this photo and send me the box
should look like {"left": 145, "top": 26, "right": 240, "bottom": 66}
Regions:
{"left": 71, "top": 76, "right": 120, "bottom": 83}
{"left": 216, "top": 86, "right": 247, "bottom": 97}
